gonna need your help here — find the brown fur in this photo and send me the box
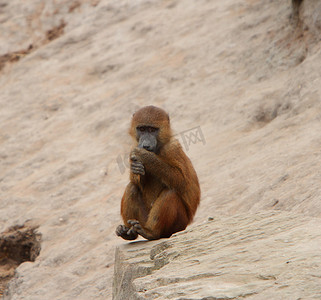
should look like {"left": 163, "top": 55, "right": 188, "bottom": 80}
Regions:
{"left": 117, "top": 106, "right": 200, "bottom": 240}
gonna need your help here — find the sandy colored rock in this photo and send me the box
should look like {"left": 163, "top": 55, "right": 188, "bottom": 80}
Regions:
{"left": 0, "top": 0, "right": 320, "bottom": 299}
{"left": 113, "top": 211, "right": 321, "bottom": 299}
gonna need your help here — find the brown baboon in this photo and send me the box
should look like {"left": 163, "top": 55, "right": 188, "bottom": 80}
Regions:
{"left": 116, "top": 106, "right": 200, "bottom": 240}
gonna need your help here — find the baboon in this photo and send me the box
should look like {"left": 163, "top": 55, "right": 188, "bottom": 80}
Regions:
{"left": 116, "top": 106, "right": 200, "bottom": 241}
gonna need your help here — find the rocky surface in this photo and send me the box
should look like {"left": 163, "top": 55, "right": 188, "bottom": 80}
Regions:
{"left": 0, "top": 0, "right": 320, "bottom": 299}
{"left": 113, "top": 211, "right": 321, "bottom": 300}
{"left": 0, "top": 222, "right": 41, "bottom": 297}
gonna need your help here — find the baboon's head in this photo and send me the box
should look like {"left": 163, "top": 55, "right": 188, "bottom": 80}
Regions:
{"left": 130, "top": 106, "right": 171, "bottom": 153}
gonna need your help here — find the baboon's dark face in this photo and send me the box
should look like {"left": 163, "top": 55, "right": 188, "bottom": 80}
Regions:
{"left": 136, "top": 126, "right": 159, "bottom": 153}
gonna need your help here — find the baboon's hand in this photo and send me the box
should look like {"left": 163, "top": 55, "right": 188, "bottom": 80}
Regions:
{"left": 131, "top": 147, "right": 154, "bottom": 164}
{"left": 130, "top": 152, "right": 145, "bottom": 175}
{"left": 131, "top": 147, "right": 151, "bottom": 159}
{"left": 116, "top": 224, "right": 138, "bottom": 240}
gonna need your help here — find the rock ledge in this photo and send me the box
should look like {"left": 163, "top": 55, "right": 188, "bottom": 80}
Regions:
{"left": 113, "top": 211, "right": 321, "bottom": 300}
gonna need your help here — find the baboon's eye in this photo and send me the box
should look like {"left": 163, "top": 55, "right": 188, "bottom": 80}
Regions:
{"left": 139, "top": 127, "right": 145, "bottom": 132}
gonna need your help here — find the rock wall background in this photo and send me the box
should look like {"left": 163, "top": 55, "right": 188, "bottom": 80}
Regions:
{"left": 0, "top": 0, "right": 320, "bottom": 299}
